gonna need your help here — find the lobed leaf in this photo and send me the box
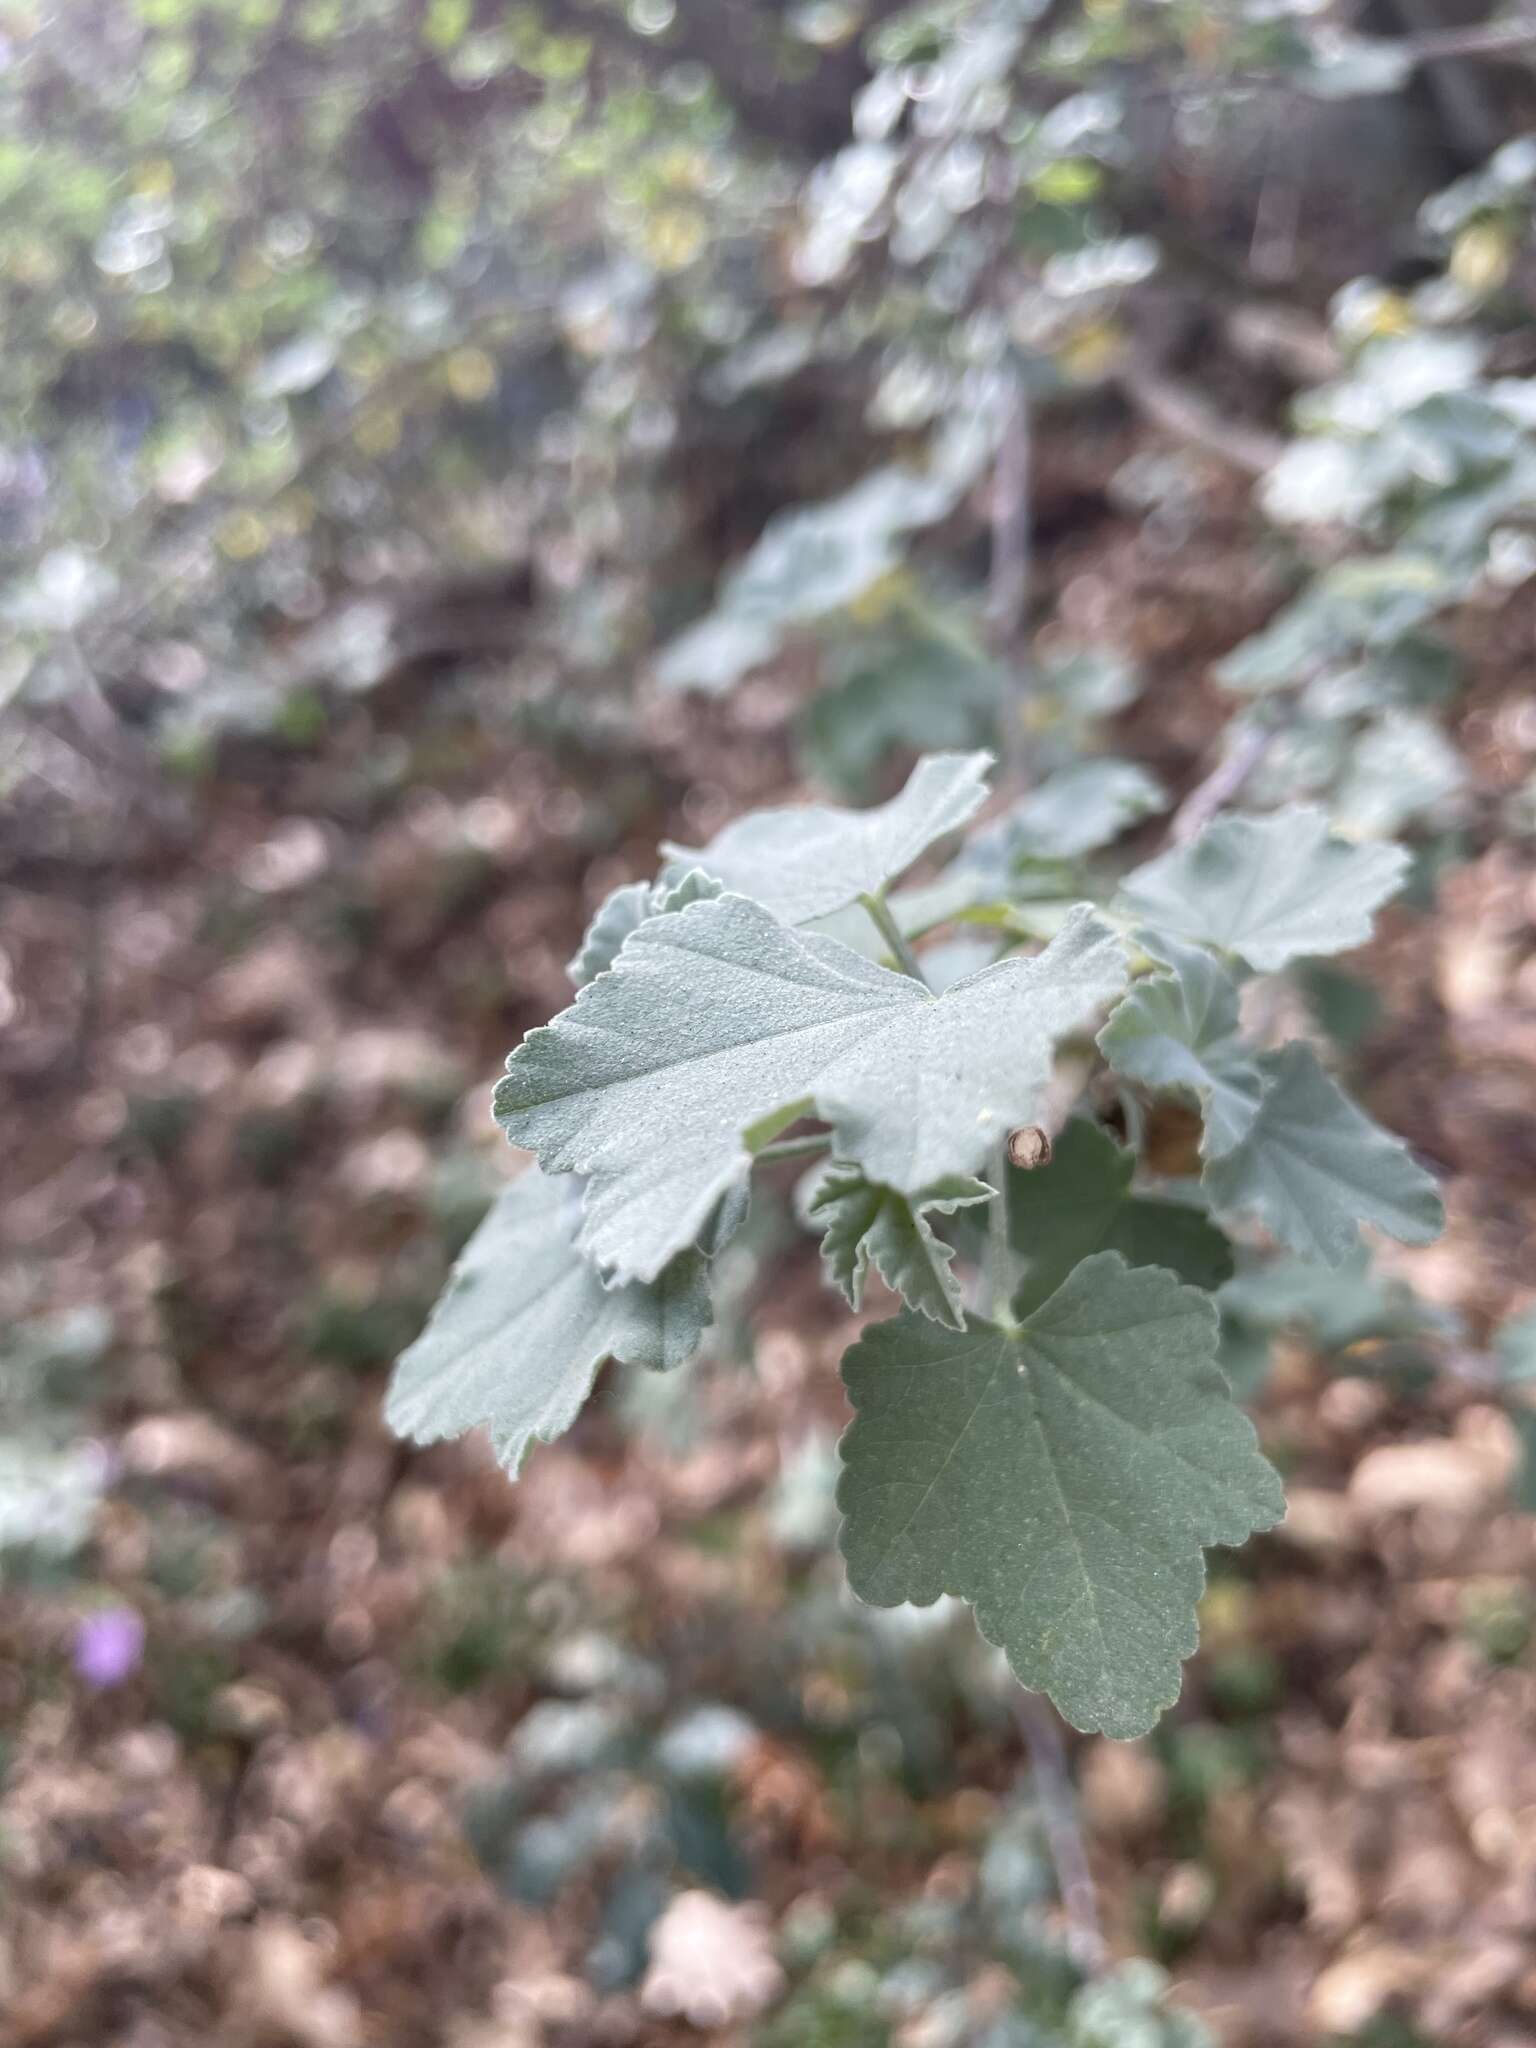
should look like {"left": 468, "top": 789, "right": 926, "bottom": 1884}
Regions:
{"left": 1117, "top": 808, "right": 1410, "bottom": 971}
{"left": 661, "top": 750, "right": 992, "bottom": 926}
{"left": 386, "top": 1167, "right": 711, "bottom": 1475}
{"left": 1202, "top": 1043, "right": 1444, "bottom": 1265}
{"left": 1097, "top": 933, "right": 1264, "bottom": 1158}
{"left": 568, "top": 870, "right": 725, "bottom": 987}
{"left": 837, "top": 1253, "right": 1284, "bottom": 1736}
{"left": 496, "top": 894, "right": 1126, "bottom": 1282}
{"left": 811, "top": 1168, "right": 993, "bottom": 1328}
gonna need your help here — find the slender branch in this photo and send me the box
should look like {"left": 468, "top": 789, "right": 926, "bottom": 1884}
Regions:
{"left": 986, "top": 380, "right": 1033, "bottom": 789}
{"left": 985, "top": 1138, "right": 1016, "bottom": 1327}
{"left": 1013, "top": 1690, "right": 1107, "bottom": 1973}
{"left": 860, "top": 892, "right": 929, "bottom": 984}
{"left": 1172, "top": 720, "right": 1278, "bottom": 842}
{"left": 1118, "top": 361, "right": 1285, "bottom": 478}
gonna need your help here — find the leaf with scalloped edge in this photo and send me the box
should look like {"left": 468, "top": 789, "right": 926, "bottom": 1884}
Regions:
{"left": 1202, "top": 1043, "right": 1444, "bottom": 1265}
{"left": 1098, "top": 933, "right": 1265, "bottom": 1159}
{"left": 811, "top": 1168, "right": 992, "bottom": 1328}
{"left": 496, "top": 894, "right": 1126, "bottom": 1283}
{"left": 1117, "top": 809, "right": 1410, "bottom": 971}
{"left": 386, "top": 1168, "right": 710, "bottom": 1475}
{"left": 661, "top": 751, "right": 992, "bottom": 926}
{"left": 837, "top": 1253, "right": 1284, "bottom": 1736}
{"left": 568, "top": 870, "right": 725, "bottom": 987}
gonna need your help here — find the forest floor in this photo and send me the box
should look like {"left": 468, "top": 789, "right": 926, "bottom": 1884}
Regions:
{"left": 3, "top": 416, "right": 1536, "bottom": 2048}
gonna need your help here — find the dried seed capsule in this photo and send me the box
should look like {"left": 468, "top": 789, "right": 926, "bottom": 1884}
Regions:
{"left": 1007, "top": 1126, "right": 1052, "bottom": 1170}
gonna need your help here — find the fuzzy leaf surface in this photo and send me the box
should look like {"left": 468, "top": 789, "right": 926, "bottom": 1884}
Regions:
{"left": 837, "top": 1253, "right": 1284, "bottom": 1736}
{"left": 1117, "top": 808, "right": 1409, "bottom": 970}
{"left": 1007, "top": 1117, "right": 1233, "bottom": 1311}
{"left": 661, "top": 750, "right": 991, "bottom": 926}
{"left": 1098, "top": 933, "right": 1264, "bottom": 1158}
{"left": 568, "top": 870, "right": 725, "bottom": 987}
{"left": 496, "top": 895, "right": 1126, "bottom": 1282}
{"left": 812, "top": 1168, "right": 992, "bottom": 1328}
{"left": 1203, "top": 1043, "right": 1444, "bottom": 1265}
{"left": 386, "top": 1168, "right": 710, "bottom": 1474}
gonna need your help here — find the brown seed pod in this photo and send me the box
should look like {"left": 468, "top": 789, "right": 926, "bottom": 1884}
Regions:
{"left": 1006, "top": 1125, "right": 1053, "bottom": 1170}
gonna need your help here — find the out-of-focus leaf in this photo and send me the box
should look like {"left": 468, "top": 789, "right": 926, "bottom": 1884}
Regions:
{"left": 1118, "top": 808, "right": 1409, "bottom": 970}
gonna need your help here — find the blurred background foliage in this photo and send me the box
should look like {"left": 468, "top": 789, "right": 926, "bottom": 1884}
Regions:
{"left": 4, "top": 1, "right": 1536, "bottom": 2042}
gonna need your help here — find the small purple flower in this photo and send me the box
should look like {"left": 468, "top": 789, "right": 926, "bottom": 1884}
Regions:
{"left": 74, "top": 1606, "right": 145, "bottom": 1689}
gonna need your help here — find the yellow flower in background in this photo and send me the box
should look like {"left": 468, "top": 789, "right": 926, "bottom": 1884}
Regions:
{"left": 445, "top": 347, "right": 498, "bottom": 404}
{"left": 1451, "top": 221, "right": 1513, "bottom": 297}
{"left": 644, "top": 207, "right": 707, "bottom": 272}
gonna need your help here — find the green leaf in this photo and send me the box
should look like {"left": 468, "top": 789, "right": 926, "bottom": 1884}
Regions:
{"left": 972, "top": 758, "right": 1167, "bottom": 865}
{"left": 661, "top": 750, "right": 992, "bottom": 926}
{"left": 811, "top": 1168, "right": 992, "bottom": 1328}
{"left": 836, "top": 1254, "right": 1284, "bottom": 1736}
{"left": 386, "top": 1168, "right": 711, "bottom": 1474}
{"left": 1219, "top": 1247, "right": 1452, "bottom": 1352}
{"left": 496, "top": 895, "right": 1126, "bottom": 1282}
{"left": 569, "top": 869, "right": 724, "bottom": 986}
{"left": 1097, "top": 934, "right": 1264, "bottom": 1158}
{"left": 1203, "top": 1043, "right": 1444, "bottom": 1266}
{"left": 798, "top": 625, "right": 1004, "bottom": 797}
{"left": 1118, "top": 808, "right": 1410, "bottom": 970}
{"left": 1006, "top": 1118, "right": 1234, "bottom": 1312}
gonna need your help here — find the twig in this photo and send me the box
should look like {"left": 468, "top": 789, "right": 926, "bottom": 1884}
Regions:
{"left": 860, "top": 892, "right": 929, "bottom": 984}
{"left": 1172, "top": 721, "right": 1278, "bottom": 842}
{"left": 1013, "top": 1689, "right": 1107, "bottom": 1972}
{"left": 1119, "top": 361, "right": 1285, "bottom": 478}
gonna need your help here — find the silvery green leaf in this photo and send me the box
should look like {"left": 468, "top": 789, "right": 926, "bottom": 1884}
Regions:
{"left": 1118, "top": 808, "right": 1410, "bottom": 970}
{"left": 655, "top": 612, "right": 780, "bottom": 696}
{"left": 972, "top": 759, "right": 1167, "bottom": 865}
{"left": 1331, "top": 710, "right": 1464, "bottom": 837}
{"left": 1005, "top": 1117, "right": 1233, "bottom": 1312}
{"left": 836, "top": 1254, "right": 1284, "bottom": 1736}
{"left": 1203, "top": 1043, "right": 1444, "bottom": 1266}
{"left": 1494, "top": 1307, "right": 1536, "bottom": 1386}
{"left": 1219, "top": 1247, "right": 1451, "bottom": 1352}
{"left": 799, "top": 625, "right": 1003, "bottom": 797}
{"left": 1098, "top": 933, "right": 1264, "bottom": 1158}
{"left": 569, "top": 883, "right": 653, "bottom": 988}
{"left": 569, "top": 870, "right": 726, "bottom": 987}
{"left": 496, "top": 894, "right": 1126, "bottom": 1282}
{"left": 386, "top": 1168, "right": 711, "bottom": 1475}
{"left": 811, "top": 1167, "right": 992, "bottom": 1328}
{"left": 1296, "top": 33, "right": 1413, "bottom": 99}
{"left": 662, "top": 750, "right": 992, "bottom": 926}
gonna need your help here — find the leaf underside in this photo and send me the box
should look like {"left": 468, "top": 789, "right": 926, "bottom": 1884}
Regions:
{"left": 496, "top": 893, "right": 1127, "bottom": 1283}
{"left": 386, "top": 1167, "right": 711, "bottom": 1475}
{"left": 837, "top": 1252, "right": 1284, "bottom": 1737}
{"left": 812, "top": 1168, "right": 993, "bottom": 1328}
